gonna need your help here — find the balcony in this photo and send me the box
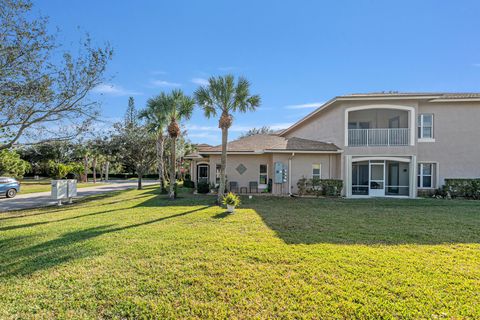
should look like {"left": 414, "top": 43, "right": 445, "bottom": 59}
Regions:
{"left": 347, "top": 108, "right": 412, "bottom": 147}
{"left": 348, "top": 128, "right": 410, "bottom": 146}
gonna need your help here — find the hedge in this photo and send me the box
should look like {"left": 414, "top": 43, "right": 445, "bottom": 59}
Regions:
{"left": 440, "top": 178, "right": 480, "bottom": 199}
{"left": 297, "top": 178, "right": 343, "bottom": 197}
{"left": 197, "top": 181, "right": 210, "bottom": 194}
{"left": 183, "top": 180, "right": 195, "bottom": 188}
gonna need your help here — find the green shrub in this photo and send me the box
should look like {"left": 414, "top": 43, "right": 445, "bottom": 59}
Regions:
{"left": 296, "top": 178, "right": 343, "bottom": 197}
{"left": 444, "top": 179, "right": 480, "bottom": 199}
{"left": 197, "top": 181, "right": 210, "bottom": 194}
{"left": 0, "top": 149, "right": 30, "bottom": 178}
{"left": 48, "top": 161, "right": 71, "bottom": 180}
{"left": 222, "top": 192, "right": 241, "bottom": 207}
{"left": 297, "top": 177, "right": 307, "bottom": 196}
{"left": 183, "top": 180, "right": 195, "bottom": 188}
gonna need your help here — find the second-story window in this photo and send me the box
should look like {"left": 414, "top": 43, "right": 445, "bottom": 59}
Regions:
{"left": 418, "top": 114, "right": 433, "bottom": 139}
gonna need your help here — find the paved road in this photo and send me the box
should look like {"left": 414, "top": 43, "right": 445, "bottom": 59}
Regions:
{"left": 0, "top": 180, "right": 158, "bottom": 212}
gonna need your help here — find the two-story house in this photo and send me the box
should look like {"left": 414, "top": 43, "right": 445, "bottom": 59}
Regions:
{"left": 186, "top": 93, "right": 480, "bottom": 198}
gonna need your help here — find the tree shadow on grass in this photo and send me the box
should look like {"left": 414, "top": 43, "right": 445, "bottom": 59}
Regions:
{"left": 212, "top": 211, "right": 231, "bottom": 219}
{"left": 246, "top": 196, "right": 480, "bottom": 245}
{"left": 0, "top": 204, "right": 210, "bottom": 278}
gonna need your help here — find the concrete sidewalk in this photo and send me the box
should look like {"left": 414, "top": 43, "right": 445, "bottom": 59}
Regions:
{"left": 0, "top": 180, "right": 158, "bottom": 212}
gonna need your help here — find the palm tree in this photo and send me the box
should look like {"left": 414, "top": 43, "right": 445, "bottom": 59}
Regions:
{"left": 158, "top": 90, "right": 195, "bottom": 199}
{"left": 139, "top": 94, "right": 169, "bottom": 192}
{"left": 194, "top": 75, "right": 261, "bottom": 203}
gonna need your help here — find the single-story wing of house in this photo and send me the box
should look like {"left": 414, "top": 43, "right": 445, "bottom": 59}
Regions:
{"left": 186, "top": 134, "right": 342, "bottom": 195}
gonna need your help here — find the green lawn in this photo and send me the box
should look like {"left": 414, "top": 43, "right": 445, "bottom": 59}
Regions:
{"left": 19, "top": 179, "right": 106, "bottom": 194}
{"left": 1, "top": 187, "right": 479, "bottom": 319}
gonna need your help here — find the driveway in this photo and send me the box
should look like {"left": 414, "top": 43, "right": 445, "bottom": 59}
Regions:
{"left": 0, "top": 180, "right": 158, "bottom": 212}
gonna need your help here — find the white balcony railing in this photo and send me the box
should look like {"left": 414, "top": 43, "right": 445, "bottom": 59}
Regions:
{"left": 348, "top": 128, "right": 410, "bottom": 146}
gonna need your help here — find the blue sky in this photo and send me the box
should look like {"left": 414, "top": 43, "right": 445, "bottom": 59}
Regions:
{"left": 36, "top": 0, "right": 480, "bottom": 145}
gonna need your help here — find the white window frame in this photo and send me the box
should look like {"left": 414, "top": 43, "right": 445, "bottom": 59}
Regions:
{"left": 418, "top": 114, "right": 435, "bottom": 142}
{"left": 259, "top": 164, "right": 268, "bottom": 186}
{"left": 417, "top": 163, "right": 434, "bottom": 189}
{"left": 312, "top": 163, "right": 321, "bottom": 179}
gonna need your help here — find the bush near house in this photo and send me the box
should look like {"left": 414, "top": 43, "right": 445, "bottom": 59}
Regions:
{"left": 196, "top": 181, "right": 210, "bottom": 194}
{"left": 441, "top": 178, "right": 480, "bottom": 199}
{"left": 297, "top": 178, "right": 343, "bottom": 197}
{"left": 183, "top": 180, "right": 195, "bottom": 188}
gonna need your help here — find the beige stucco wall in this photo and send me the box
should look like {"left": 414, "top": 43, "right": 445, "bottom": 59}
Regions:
{"left": 207, "top": 154, "right": 273, "bottom": 190}
{"left": 416, "top": 101, "right": 480, "bottom": 184}
{"left": 192, "top": 153, "right": 341, "bottom": 195}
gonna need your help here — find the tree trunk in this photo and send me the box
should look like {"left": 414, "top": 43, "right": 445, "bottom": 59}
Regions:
{"left": 156, "top": 132, "right": 165, "bottom": 191}
{"left": 105, "top": 161, "right": 110, "bottom": 182}
{"left": 83, "top": 155, "right": 89, "bottom": 183}
{"left": 92, "top": 157, "right": 97, "bottom": 184}
{"left": 218, "top": 127, "right": 228, "bottom": 204}
{"left": 169, "top": 137, "right": 176, "bottom": 199}
{"left": 137, "top": 171, "right": 143, "bottom": 190}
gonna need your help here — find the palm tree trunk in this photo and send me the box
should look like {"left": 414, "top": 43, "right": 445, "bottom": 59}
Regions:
{"left": 92, "top": 157, "right": 97, "bottom": 184}
{"left": 218, "top": 127, "right": 228, "bottom": 204}
{"left": 169, "top": 137, "right": 176, "bottom": 199}
{"left": 83, "top": 155, "right": 89, "bottom": 183}
{"left": 156, "top": 132, "right": 165, "bottom": 190}
{"left": 105, "top": 161, "right": 110, "bottom": 182}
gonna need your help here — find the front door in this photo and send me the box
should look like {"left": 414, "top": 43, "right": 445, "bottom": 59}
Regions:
{"left": 197, "top": 164, "right": 209, "bottom": 183}
{"left": 369, "top": 162, "right": 385, "bottom": 196}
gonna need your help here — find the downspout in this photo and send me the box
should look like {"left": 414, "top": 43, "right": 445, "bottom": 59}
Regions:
{"left": 288, "top": 152, "right": 295, "bottom": 195}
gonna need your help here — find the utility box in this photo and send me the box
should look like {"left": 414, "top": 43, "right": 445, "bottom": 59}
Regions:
{"left": 51, "top": 179, "right": 77, "bottom": 205}
{"left": 274, "top": 162, "right": 284, "bottom": 184}
{"left": 67, "top": 179, "right": 77, "bottom": 197}
{"left": 274, "top": 162, "right": 288, "bottom": 184}
{"left": 51, "top": 180, "right": 68, "bottom": 200}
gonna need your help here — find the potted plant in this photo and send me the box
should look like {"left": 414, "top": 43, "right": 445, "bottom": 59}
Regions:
{"left": 222, "top": 192, "right": 241, "bottom": 213}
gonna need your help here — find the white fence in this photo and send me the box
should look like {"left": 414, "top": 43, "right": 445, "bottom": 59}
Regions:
{"left": 348, "top": 128, "right": 410, "bottom": 146}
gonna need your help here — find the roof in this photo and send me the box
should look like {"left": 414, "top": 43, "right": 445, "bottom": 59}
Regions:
{"left": 280, "top": 92, "right": 480, "bottom": 136}
{"left": 185, "top": 134, "right": 340, "bottom": 157}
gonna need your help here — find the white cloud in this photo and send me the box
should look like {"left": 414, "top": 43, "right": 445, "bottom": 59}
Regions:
{"left": 92, "top": 84, "right": 142, "bottom": 96}
{"left": 284, "top": 102, "right": 324, "bottom": 109}
{"left": 191, "top": 78, "right": 209, "bottom": 86}
{"left": 149, "top": 80, "right": 181, "bottom": 87}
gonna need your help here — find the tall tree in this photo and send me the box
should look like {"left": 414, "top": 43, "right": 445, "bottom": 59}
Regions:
{"left": 139, "top": 94, "right": 169, "bottom": 192}
{"left": 125, "top": 97, "right": 138, "bottom": 128}
{"left": 0, "top": 0, "right": 112, "bottom": 150}
{"left": 240, "top": 126, "right": 275, "bottom": 138}
{"left": 157, "top": 90, "right": 195, "bottom": 199}
{"left": 195, "top": 75, "right": 260, "bottom": 203}
{"left": 113, "top": 100, "right": 156, "bottom": 190}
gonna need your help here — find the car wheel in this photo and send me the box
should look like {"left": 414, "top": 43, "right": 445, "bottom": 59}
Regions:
{"left": 6, "top": 188, "right": 17, "bottom": 198}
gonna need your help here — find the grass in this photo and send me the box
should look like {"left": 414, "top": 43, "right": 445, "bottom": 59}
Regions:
{"left": 0, "top": 187, "right": 479, "bottom": 319}
{"left": 19, "top": 179, "right": 106, "bottom": 194}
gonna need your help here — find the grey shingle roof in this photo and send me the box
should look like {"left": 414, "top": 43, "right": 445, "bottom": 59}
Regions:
{"left": 196, "top": 134, "right": 340, "bottom": 153}
{"left": 343, "top": 92, "right": 480, "bottom": 99}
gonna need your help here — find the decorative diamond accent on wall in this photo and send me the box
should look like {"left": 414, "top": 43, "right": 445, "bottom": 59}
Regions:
{"left": 236, "top": 164, "right": 247, "bottom": 175}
